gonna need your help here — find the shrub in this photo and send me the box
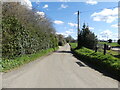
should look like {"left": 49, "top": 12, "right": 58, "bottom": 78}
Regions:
{"left": 2, "top": 2, "right": 58, "bottom": 59}
{"left": 57, "top": 34, "right": 66, "bottom": 46}
{"left": 78, "top": 23, "right": 98, "bottom": 49}
{"left": 108, "top": 39, "right": 112, "bottom": 43}
{"left": 118, "top": 39, "right": 120, "bottom": 45}
{"left": 70, "top": 43, "right": 120, "bottom": 79}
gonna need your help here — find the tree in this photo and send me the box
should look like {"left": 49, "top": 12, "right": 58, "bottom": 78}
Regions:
{"left": 2, "top": 2, "right": 58, "bottom": 59}
{"left": 78, "top": 23, "right": 98, "bottom": 49}
{"left": 57, "top": 34, "right": 66, "bottom": 46}
{"left": 65, "top": 35, "right": 74, "bottom": 43}
{"left": 108, "top": 39, "right": 112, "bottom": 43}
{"left": 118, "top": 39, "right": 120, "bottom": 45}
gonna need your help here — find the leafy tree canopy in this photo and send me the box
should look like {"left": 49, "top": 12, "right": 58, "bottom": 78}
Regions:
{"left": 78, "top": 23, "right": 98, "bottom": 49}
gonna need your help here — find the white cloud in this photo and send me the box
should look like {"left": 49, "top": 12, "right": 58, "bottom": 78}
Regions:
{"left": 61, "top": 4, "right": 68, "bottom": 8}
{"left": 43, "top": 4, "right": 48, "bottom": 8}
{"left": 69, "top": 29, "right": 74, "bottom": 31}
{"left": 86, "top": 0, "right": 98, "bottom": 5}
{"left": 68, "top": 23, "right": 77, "bottom": 27}
{"left": 100, "top": 30, "right": 112, "bottom": 37}
{"left": 111, "top": 24, "right": 118, "bottom": 28}
{"left": 56, "top": 29, "right": 75, "bottom": 37}
{"left": 36, "top": 11, "right": 45, "bottom": 18}
{"left": 59, "top": 0, "right": 70, "bottom": 2}
{"left": 65, "top": 31, "right": 74, "bottom": 35}
{"left": 20, "top": 0, "right": 32, "bottom": 9}
{"left": 66, "top": 29, "right": 74, "bottom": 35}
{"left": 98, "top": 30, "right": 118, "bottom": 40}
{"left": 91, "top": 8, "right": 118, "bottom": 23}
{"left": 89, "top": 27, "right": 94, "bottom": 30}
{"left": 56, "top": 32, "right": 69, "bottom": 37}
{"left": 35, "top": 2, "right": 40, "bottom": 5}
{"left": 74, "top": 12, "right": 77, "bottom": 15}
{"left": 54, "top": 20, "right": 64, "bottom": 24}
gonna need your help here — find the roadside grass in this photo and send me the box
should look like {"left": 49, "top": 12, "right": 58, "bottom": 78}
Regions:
{"left": 107, "top": 50, "right": 119, "bottom": 55}
{"left": 97, "top": 48, "right": 119, "bottom": 57}
{"left": 69, "top": 43, "right": 77, "bottom": 49}
{"left": 1, "top": 47, "right": 58, "bottom": 72}
{"left": 98, "top": 42, "right": 120, "bottom": 47}
{"left": 97, "top": 42, "right": 120, "bottom": 58}
{"left": 70, "top": 43, "right": 120, "bottom": 80}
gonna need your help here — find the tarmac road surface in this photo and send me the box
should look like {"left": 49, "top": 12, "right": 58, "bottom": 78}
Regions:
{"left": 2, "top": 44, "right": 118, "bottom": 88}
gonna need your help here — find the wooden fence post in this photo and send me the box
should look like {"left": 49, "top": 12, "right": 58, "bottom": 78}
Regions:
{"left": 95, "top": 46, "right": 98, "bottom": 52}
{"left": 104, "top": 44, "right": 107, "bottom": 55}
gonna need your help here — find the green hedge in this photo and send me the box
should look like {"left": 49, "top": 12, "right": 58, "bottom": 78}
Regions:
{"left": 1, "top": 2, "right": 59, "bottom": 72}
{"left": 70, "top": 43, "right": 120, "bottom": 79}
{"left": 1, "top": 47, "right": 58, "bottom": 72}
{"left": 2, "top": 16, "right": 58, "bottom": 59}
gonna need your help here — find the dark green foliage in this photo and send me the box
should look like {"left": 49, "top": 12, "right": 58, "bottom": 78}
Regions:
{"left": 2, "top": 2, "right": 58, "bottom": 60}
{"left": 108, "top": 39, "right": 112, "bottom": 43}
{"left": 58, "top": 41, "right": 63, "bottom": 46}
{"left": 70, "top": 43, "right": 120, "bottom": 79}
{"left": 118, "top": 39, "right": 120, "bottom": 45}
{"left": 57, "top": 34, "right": 66, "bottom": 46}
{"left": 65, "top": 35, "right": 75, "bottom": 43}
{"left": 78, "top": 23, "right": 98, "bottom": 49}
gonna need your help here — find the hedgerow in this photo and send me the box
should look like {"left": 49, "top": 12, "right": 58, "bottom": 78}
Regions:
{"left": 70, "top": 43, "right": 120, "bottom": 80}
{"left": 1, "top": 2, "right": 59, "bottom": 71}
{"left": 2, "top": 2, "right": 58, "bottom": 59}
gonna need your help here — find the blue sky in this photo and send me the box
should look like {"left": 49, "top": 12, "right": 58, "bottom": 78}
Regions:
{"left": 31, "top": 1, "right": 118, "bottom": 40}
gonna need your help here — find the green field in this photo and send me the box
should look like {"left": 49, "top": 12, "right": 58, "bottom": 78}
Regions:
{"left": 98, "top": 42, "right": 120, "bottom": 47}
{"left": 97, "top": 42, "right": 120, "bottom": 58}
{"left": 70, "top": 43, "right": 120, "bottom": 58}
{"left": 70, "top": 43, "right": 77, "bottom": 49}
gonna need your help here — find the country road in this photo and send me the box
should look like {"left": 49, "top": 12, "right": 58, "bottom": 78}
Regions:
{"left": 2, "top": 44, "right": 118, "bottom": 88}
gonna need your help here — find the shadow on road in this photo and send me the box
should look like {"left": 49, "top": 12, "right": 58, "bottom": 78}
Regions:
{"left": 72, "top": 52, "right": 120, "bottom": 81}
{"left": 76, "top": 62, "right": 85, "bottom": 67}
{"left": 55, "top": 51, "right": 72, "bottom": 53}
{"left": 56, "top": 49, "right": 119, "bottom": 81}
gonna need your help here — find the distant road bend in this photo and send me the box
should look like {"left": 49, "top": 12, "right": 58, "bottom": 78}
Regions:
{"left": 3, "top": 44, "right": 118, "bottom": 88}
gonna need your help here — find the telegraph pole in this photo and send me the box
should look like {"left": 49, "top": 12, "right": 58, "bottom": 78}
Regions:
{"left": 77, "top": 11, "right": 80, "bottom": 48}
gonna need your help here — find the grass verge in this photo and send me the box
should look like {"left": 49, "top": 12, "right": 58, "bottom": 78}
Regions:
{"left": 70, "top": 43, "right": 120, "bottom": 80}
{"left": 98, "top": 42, "right": 120, "bottom": 47}
{"left": 1, "top": 47, "right": 58, "bottom": 72}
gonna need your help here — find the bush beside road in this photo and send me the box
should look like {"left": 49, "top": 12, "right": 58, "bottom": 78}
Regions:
{"left": 70, "top": 43, "right": 120, "bottom": 81}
